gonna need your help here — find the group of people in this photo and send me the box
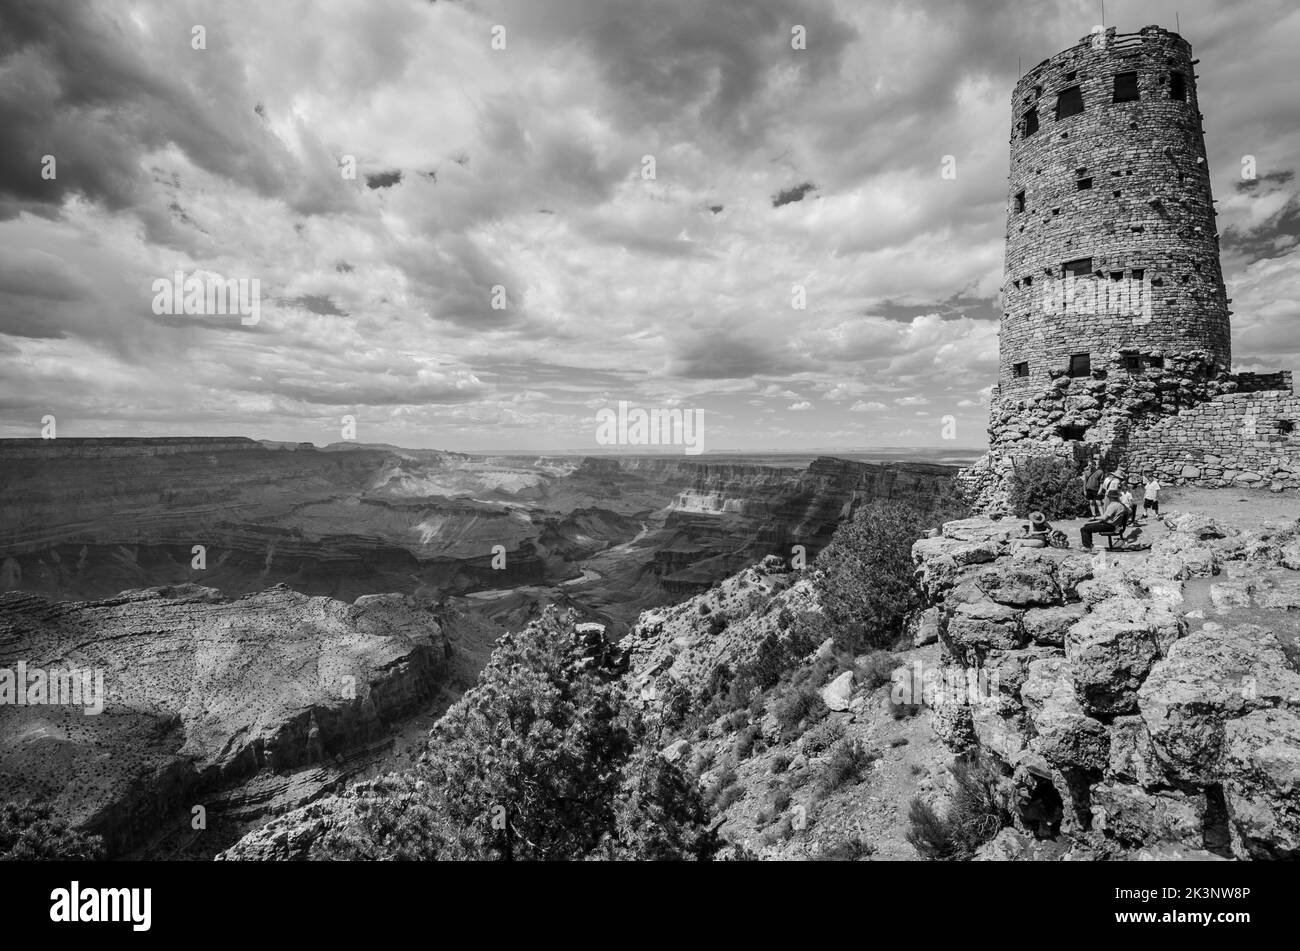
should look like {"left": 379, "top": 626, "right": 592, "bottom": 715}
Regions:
{"left": 1078, "top": 467, "right": 1161, "bottom": 550}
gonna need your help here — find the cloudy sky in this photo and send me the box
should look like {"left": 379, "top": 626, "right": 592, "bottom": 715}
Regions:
{"left": 1, "top": 0, "right": 1297, "bottom": 452}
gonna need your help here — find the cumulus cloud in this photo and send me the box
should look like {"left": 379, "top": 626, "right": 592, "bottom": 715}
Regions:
{"left": 0, "top": 0, "right": 1295, "bottom": 451}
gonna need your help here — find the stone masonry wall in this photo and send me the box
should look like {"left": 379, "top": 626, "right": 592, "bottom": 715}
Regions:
{"left": 995, "top": 25, "right": 1229, "bottom": 444}
{"left": 1126, "top": 391, "right": 1300, "bottom": 488}
{"left": 963, "top": 25, "right": 1256, "bottom": 513}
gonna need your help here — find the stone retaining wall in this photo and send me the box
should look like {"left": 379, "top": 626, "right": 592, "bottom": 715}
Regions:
{"left": 1126, "top": 390, "right": 1300, "bottom": 487}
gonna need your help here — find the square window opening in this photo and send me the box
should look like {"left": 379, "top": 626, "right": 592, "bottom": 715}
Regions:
{"left": 1013, "top": 362, "right": 1029, "bottom": 378}
{"left": 1023, "top": 108, "right": 1039, "bottom": 136}
{"left": 1068, "top": 353, "right": 1091, "bottom": 378}
{"left": 1063, "top": 257, "right": 1093, "bottom": 278}
{"left": 1056, "top": 85, "right": 1085, "bottom": 120}
{"left": 1014, "top": 190, "right": 1026, "bottom": 212}
{"left": 1076, "top": 177, "right": 1093, "bottom": 190}
{"left": 1170, "top": 72, "right": 1187, "bottom": 101}
{"left": 1113, "top": 71, "right": 1140, "bottom": 103}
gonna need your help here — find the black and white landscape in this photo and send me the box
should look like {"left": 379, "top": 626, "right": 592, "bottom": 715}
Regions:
{"left": 1, "top": 0, "right": 1299, "bottom": 881}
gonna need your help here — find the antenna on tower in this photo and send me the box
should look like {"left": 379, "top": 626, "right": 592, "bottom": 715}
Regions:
{"left": 1101, "top": 1, "right": 1105, "bottom": 26}
{"left": 1176, "top": 11, "right": 1181, "bottom": 33}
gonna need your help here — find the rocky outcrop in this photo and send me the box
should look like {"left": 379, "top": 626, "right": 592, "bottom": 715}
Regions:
{"left": 0, "top": 583, "right": 450, "bottom": 856}
{"left": 914, "top": 513, "right": 1300, "bottom": 859}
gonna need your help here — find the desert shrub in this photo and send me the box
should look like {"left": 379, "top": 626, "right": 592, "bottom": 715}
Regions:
{"left": 856, "top": 650, "right": 899, "bottom": 690}
{"left": 0, "top": 803, "right": 103, "bottom": 861}
{"left": 721, "top": 709, "right": 749, "bottom": 733}
{"left": 1006, "top": 456, "right": 1087, "bottom": 520}
{"left": 905, "top": 758, "right": 1009, "bottom": 861}
{"left": 734, "top": 725, "right": 762, "bottom": 759}
{"left": 773, "top": 685, "right": 827, "bottom": 741}
{"left": 698, "top": 602, "right": 711, "bottom": 616}
{"left": 770, "top": 753, "right": 791, "bottom": 774}
{"left": 706, "top": 612, "right": 730, "bottom": 637}
{"left": 888, "top": 693, "right": 925, "bottom": 720}
{"left": 770, "top": 786, "right": 792, "bottom": 813}
{"left": 660, "top": 680, "right": 693, "bottom": 731}
{"left": 715, "top": 785, "right": 745, "bottom": 811}
{"left": 818, "top": 739, "right": 875, "bottom": 793}
{"left": 800, "top": 716, "right": 845, "bottom": 755}
{"left": 815, "top": 496, "right": 968, "bottom": 652}
{"left": 708, "top": 766, "right": 739, "bottom": 803}
{"left": 821, "top": 836, "right": 874, "bottom": 861}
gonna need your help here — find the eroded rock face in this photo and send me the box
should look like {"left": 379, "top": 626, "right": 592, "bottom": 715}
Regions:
{"left": 0, "top": 583, "right": 450, "bottom": 856}
{"left": 912, "top": 513, "right": 1300, "bottom": 860}
{"left": 1066, "top": 597, "right": 1184, "bottom": 717}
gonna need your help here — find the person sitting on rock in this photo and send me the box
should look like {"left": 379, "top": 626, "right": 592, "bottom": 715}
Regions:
{"left": 1080, "top": 490, "right": 1128, "bottom": 550}
{"left": 1018, "top": 511, "right": 1052, "bottom": 547}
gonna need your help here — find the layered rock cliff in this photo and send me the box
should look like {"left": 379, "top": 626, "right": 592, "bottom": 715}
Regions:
{"left": 0, "top": 583, "right": 451, "bottom": 856}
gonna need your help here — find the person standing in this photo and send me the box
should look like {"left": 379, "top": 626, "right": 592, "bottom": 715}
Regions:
{"left": 1083, "top": 467, "right": 1104, "bottom": 517}
{"left": 1120, "top": 484, "right": 1139, "bottom": 525}
{"left": 1099, "top": 469, "right": 1121, "bottom": 498}
{"left": 1143, "top": 473, "right": 1161, "bottom": 517}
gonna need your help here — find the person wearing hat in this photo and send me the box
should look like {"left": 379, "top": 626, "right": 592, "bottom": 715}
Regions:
{"left": 1019, "top": 511, "right": 1052, "bottom": 547}
{"left": 1080, "top": 489, "right": 1128, "bottom": 549}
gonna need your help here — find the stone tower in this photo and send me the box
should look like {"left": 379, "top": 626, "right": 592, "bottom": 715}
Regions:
{"left": 968, "top": 25, "right": 1238, "bottom": 508}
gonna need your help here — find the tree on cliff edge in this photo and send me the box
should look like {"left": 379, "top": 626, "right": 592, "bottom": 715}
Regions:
{"left": 420, "top": 608, "right": 716, "bottom": 861}
{"left": 815, "top": 497, "right": 968, "bottom": 652}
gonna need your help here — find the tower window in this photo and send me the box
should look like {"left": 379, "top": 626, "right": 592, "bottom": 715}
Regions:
{"left": 1014, "top": 190, "right": 1026, "bottom": 212}
{"left": 1056, "top": 85, "right": 1084, "bottom": 120}
{"left": 1076, "top": 176, "right": 1093, "bottom": 190}
{"left": 1062, "top": 257, "right": 1093, "bottom": 278}
{"left": 1132, "top": 268, "right": 1145, "bottom": 281}
{"left": 1023, "top": 108, "right": 1039, "bottom": 136}
{"left": 1113, "top": 71, "right": 1140, "bottom": 103}
{"left": 1068, "top": 353, "right": 1091, "bottom": 377}
{"left": 1147, "top": 355, "right": 1164, "bottom": 369}
{"left": 1123, "top": 354, "right": 1144, "bottom": 372}
{"left": 1013, "top": 362, "right": 1029, "bottom": 378}
{"left": 1058, "top": 424, "right": 1087, "bottom": 441}
{"left": 1170, "top": 72, "right": 1187, "bottom": 101}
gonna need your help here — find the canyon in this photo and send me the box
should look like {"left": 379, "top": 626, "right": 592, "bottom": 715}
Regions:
{"left": 0, "top": 437, "right": 961, "bottom": 856}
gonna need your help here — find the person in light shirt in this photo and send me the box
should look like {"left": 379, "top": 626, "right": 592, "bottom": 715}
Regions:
{"left": 1143, "top": 473, "right": 1161, "bottom": 517}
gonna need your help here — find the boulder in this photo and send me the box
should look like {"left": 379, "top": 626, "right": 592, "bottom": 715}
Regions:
{"left": 1065, "top": 596, "right": 1184, "bottom": 717}
{"left": 944, "top": 599, "right": 1026, "bottom": 658}
{"left": 1022, "top": 603, "right": 1088, "bottom": 647}
{"left": 1021, "top": 657, "right": 1109, "bottom": 771}
{"left": 820, "top": 670, "right": 855, "bottom": 712}
{"left": 1091, "top": 782, "right": 1203, "bottom": 849}
{"left": 910, "top": 607, "right": 940, "bottom": 647}
{"left": 1138, "top": 624, "right": 1300, "bottom": 783}
{"left": 1105, "top": 715, "right": 1169, "bottom": 789}
{"left": 1220, "top": 707, "right": 1300, "bottom": 859}
{"left": 975, "top": 559, "right": 1061, "bottom": 607}
{"left": 660, "top": 739, "right": 692, "bottom": 764}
